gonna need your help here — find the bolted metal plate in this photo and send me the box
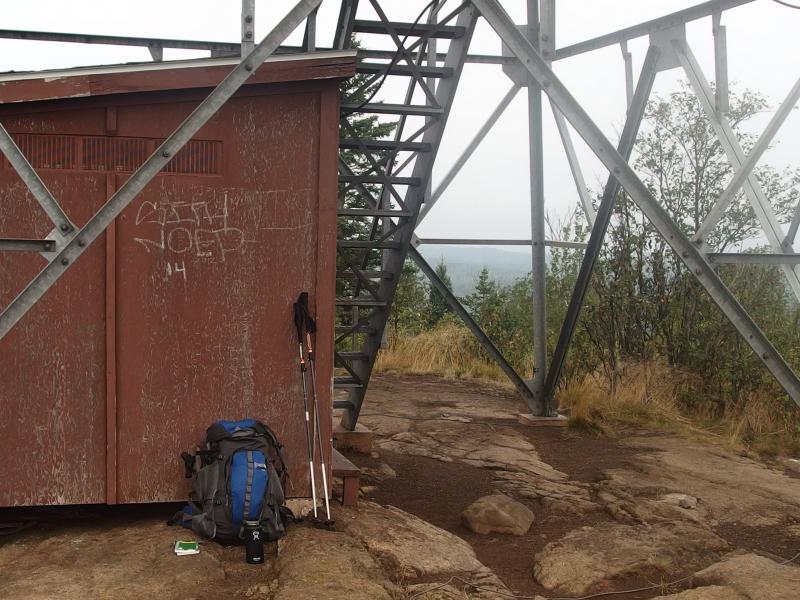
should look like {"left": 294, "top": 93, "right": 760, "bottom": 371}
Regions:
{"left": 650, "top": 25, "right": 686, "bottom": 72}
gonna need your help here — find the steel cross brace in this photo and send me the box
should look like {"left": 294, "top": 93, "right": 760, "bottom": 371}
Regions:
{"left": 0, "top": 127, "right": 75, "bottom": 237}
{"left": 786, "top": 202, "right": 800, "bottom": 248}
{"left": 471, "top": 0, "right": 800, "bottom": 407}
{"left": 675, "top": 40, "right": 800, "bottom": 301}
{"left": 410, "top": 245, "right": 539, "bottom": 410}
{"left": 0, "top": 0, "right": 324, "bottom": 341}
{"left": 543, "top": 45, "right": 661, "bottom": 405}
{"left": 693, "top": 75, "right": 800, "bottom": 241}
{"left": 417, "top": 82, "right": 521, "bottom": 225}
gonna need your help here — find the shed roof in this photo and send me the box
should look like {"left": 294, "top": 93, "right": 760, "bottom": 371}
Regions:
{"left": 0, "top": 50, "right": 357, "bottom": 104}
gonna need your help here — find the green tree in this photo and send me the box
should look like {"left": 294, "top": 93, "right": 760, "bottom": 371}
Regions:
{"left": 464, "top": 267, "right": 499, "bottom": 322}
{"left": 575, "top": 84, "right": 800, "bottom": 407}
{"left": 337, "top": 37, "right": 398, "bottom": 303}
{"left": 428, "top": 259, "right": 453, "bottom": 326}
{"left": 389, "top": 260, "right": 429, "bottom": 336}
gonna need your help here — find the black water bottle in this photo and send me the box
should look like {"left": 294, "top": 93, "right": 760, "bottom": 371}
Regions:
{"left": 244, "top": 520, "right": 264, "bottom": 565}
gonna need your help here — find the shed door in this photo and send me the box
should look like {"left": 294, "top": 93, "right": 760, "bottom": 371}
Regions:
{"left": 113, "top": 93, "right": 321, "bottom": 502}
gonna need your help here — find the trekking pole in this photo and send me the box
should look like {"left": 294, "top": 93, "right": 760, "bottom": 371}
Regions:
{"left": 299, "top": 296, "right": 334, "bottom": 527}
{"left": 293, "top": 295, "right": 318, "bottom": 520}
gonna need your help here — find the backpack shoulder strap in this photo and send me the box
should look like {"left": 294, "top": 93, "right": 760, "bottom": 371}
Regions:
{"left": 254, "top": 421, "right": 289, "bottom": 479}
{"left": 205, "top": 422, "right": 231, "bottom": 444}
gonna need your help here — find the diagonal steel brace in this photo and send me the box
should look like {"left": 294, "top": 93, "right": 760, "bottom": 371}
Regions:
{"left": 471, "top": 0, "right": 800, "bottom": 407}
{"left": 0, "top": 0, "right": 323, "bottom": 341}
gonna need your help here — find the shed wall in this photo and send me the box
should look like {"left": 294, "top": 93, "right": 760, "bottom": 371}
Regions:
{"left": 0, "top": 76, "right": 339, "bottom": 505}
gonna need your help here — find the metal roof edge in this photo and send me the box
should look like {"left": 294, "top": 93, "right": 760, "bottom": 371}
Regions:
{"left": 0, "top": 49, "right": 358, "bottom": 84}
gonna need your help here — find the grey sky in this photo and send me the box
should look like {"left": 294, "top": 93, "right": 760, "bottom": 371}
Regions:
{"left": 0, "top": 1, "right": 797, "bottom": 248}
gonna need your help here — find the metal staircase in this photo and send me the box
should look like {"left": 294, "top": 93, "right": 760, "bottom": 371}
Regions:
{"left": 332, "top": 1, "right": 477, "bottom": 430}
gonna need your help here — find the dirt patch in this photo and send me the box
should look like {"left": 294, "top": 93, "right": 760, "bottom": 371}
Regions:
{"left": 348, "top": 448, "right": 676, "bottom": 599}
{"left": 495, "top": 422, "right": 663, "bottom": 484}
{"left": 354, "top": 374, "right": 800, "bottom": 598}
{"left": 714, "top": 520, "right": 800, "bottom": 561}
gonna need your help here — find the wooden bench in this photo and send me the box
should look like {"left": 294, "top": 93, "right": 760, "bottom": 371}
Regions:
{"left": 331, "top": 448, "right": 360, "bottom": 506}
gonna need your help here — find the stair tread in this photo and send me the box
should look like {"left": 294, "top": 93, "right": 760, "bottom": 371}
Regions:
{"left": 338, "top": 239, "right": 402, "bottom": 249}
{"left": 335, "top": 298, "right": 387, "bottom": 306}
{"left": 352, "top": 20, "right": 466, "bottom": 39}
{"left": 336, "top": 269, "right": 394, "bottom": 279}
{"left": 337, "top": 351, "right": 370, "bottom": 360}
{"left": 341, "top": 103, "right": 444, "bottom": 116}
{"left": 339, "top": 139, "right": 432, "bottom": 152}
{"left": 357, "top": 63, "right": 453, "bottom": 78}
{"left": 338, "top": 208, "right": 412, "bottom": 217}
{"left": 339, "top": 174, "right": 421, "bottom": 185}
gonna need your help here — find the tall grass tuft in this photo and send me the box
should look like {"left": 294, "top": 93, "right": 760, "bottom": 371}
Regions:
{"left": 375, "top": 321, "right": 507, "bottom": 381}
{"left": 559, "top": 362, "right": 688, "bottom": 432}
{"left": 377, "top": 323, "right": 800, "bottom": 458}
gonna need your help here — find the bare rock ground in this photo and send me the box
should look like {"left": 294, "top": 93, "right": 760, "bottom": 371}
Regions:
{"left": 532, "top": 521, "right": 728, "bottom": 596}
{"left": 0, "top": 499, "right": 514, "bottom": 600}
{"left": 2, "top": 373, "right": 799, "bottom": 599}
{"left": 354, "top": 373, "right": 800, "bottom": 598}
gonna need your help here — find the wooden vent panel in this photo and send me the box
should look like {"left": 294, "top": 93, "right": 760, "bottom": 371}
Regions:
{"left": 6, "top": 133, "right": 222, "bottom": 175}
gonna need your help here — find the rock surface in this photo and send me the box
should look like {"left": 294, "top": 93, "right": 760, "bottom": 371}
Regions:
{"left": 652, "top": 586, "right": 744, "bottom": 599}
{"left": 533, "top": 521, "right": 729, "bottom": 596}
{"left": 361, "top": 379, "right": 599, "bottom": 519}
{"left": 461, "top": 494, "right": 534, "bottom": 535}
{"left": 692, "top": 552, "right": 800, "bottom": 600}
{"left": 274, "top": 527, "right": 396, "bottom": 600}
{"left": 337, "top": 501, "right": 513, "bottom": 596}
{"left": 0, "top": 501, "right": 512, "bottom": 600}
{"left": 604, "top": 436, "right": 800, "bottom": 528}
{"left": 339, "top": 501, "right": 485, "bottom": 578}
{"left": 661, "top": 493, "right": 699, "bottom": 510}
{"left": 0, "top": 519, "right": 253, "bottom": 600}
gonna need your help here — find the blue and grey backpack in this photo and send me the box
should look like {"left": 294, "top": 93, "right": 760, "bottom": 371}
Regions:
{"left": 174, "top": 419, "right": 291, "bottom": 545}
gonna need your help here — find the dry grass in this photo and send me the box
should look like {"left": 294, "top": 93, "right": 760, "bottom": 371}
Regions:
{"left": 559, "top": 362, "right": 689, "bottom": 434}
{"left": 720, "top": 392, "right": 800, "bottom": 458}
{"left": 558, "top": 362, "right": 800, "bottom": 458}
{"left": 377, "top": 325, "right": 799, "bottom": 458}
{"left": 375, "top": 322, "right": 508, "bottom": 381}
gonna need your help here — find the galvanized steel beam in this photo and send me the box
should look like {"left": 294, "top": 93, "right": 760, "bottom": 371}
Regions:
{"left": 712, "top": 11, "right": 729, "bottom": 114}
{"left": 0, "top": 0, "right": 324, "bottom": 341}
{"left": 409, "top": 246, "right": 538, "bottom": 410}
{"left": 416, "top": 238, "right": 587, "bottom": 249}
{"left": 527, "top": 0, "right": 550, "bottom": 413}
{"left": 709, "top": 253, "right": 800, "bottom": 265}
{"left": 0, "top": 127, "right": 74, "bottom": 235}
{"left": 553, "top": 0, "right": 754, "bottom": 61}
{"left": 621, "top": 41, "right": 633, "bottom": 108}
{"left": 693, "top": 75, "right": 800, "bottom": 244}
{"left": 543, "top": 45, "right": 661, "bottom": 408}
{"left": 417, "top": 82, "right": 521, "bottom": 225}
{"left": 551, "top": 102, "right": 596, "bottom": 226}
{"left": 0, "top": 239, "right": 56, "bottom": 253}
{"left": 241, "top": 0, "right": 255, "bottom": 56}
{"left": 471, "top": 0, "right": 800, "bottom": 407}
{"left": 675, "top": 41, "right": 800, "bottom": 302}
{"left": 786, "top": 202, "right": 800, "bottom": 248}
{"left": 0, "top": 28, "right": 240, "bottom": 54}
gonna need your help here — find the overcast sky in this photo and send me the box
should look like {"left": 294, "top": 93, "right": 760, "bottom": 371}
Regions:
{"left": 0, "top": 1, "right": 797, "bottom": 249}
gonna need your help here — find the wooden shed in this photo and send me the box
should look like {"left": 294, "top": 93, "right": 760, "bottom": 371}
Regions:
{"left": 0, "top": 51, "right": 355, "bottom": 506}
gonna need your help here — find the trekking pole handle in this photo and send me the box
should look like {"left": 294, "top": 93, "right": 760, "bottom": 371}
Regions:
{"left": 293, "top": 294, "right": 307, "bottom": 345}
{"left": 305, "top": 331, "right": 314, "bottom": 361}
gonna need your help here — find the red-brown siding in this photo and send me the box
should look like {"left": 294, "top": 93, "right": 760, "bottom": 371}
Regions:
{"left": 0, "top": 56, "right": 351, "bottom": 506}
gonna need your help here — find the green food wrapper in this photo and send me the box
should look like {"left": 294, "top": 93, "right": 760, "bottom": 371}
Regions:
{"left": 174, "top": 540, "right": 200, "bottom": 555}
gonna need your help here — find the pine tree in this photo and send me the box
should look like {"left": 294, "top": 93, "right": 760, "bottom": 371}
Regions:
{"left": 427, "top": 259, "right": 452, "bottom": 326}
